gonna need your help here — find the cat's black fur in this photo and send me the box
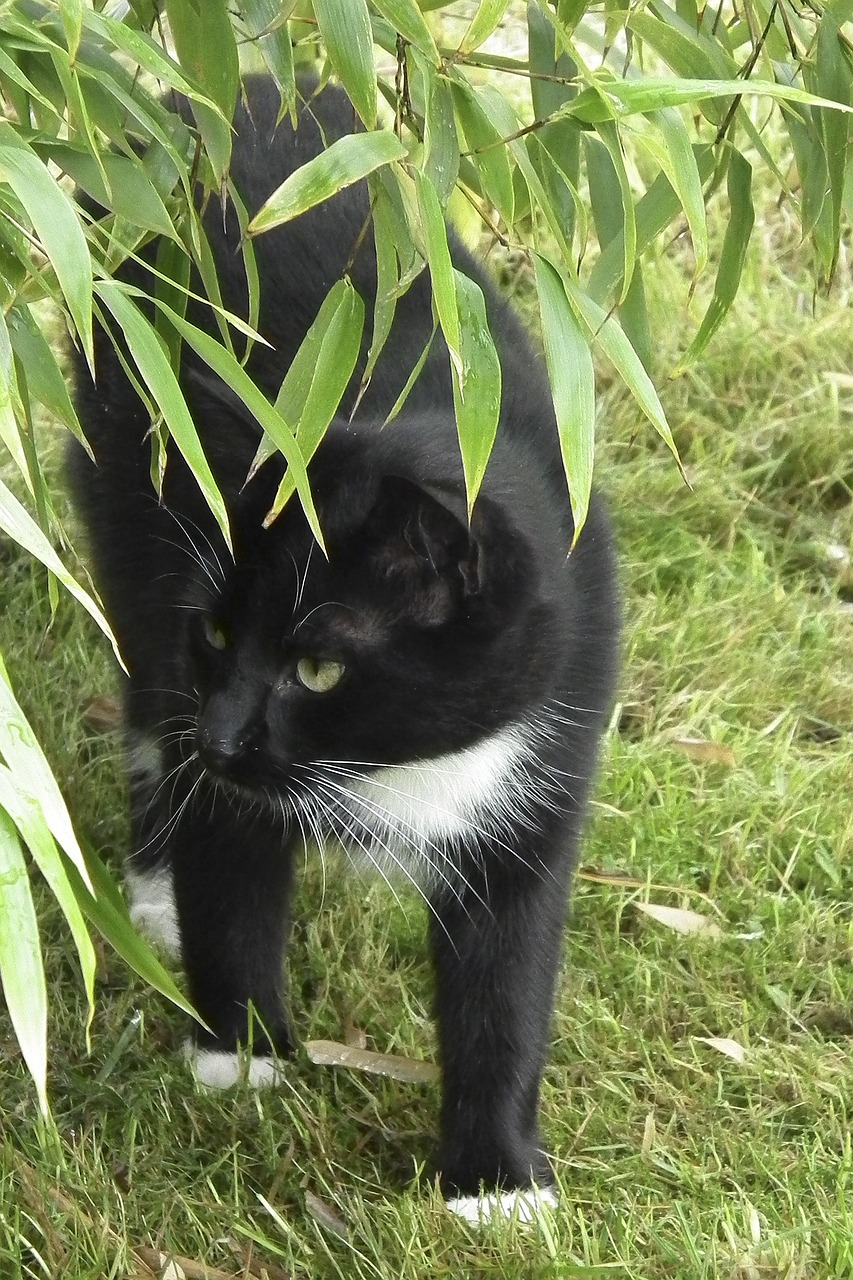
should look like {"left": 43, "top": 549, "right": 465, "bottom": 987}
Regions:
{"left": 69, "top": 77, "right": 619, "bottom": 1202}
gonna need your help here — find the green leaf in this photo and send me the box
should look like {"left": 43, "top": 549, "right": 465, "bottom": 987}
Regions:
{"left": 811, "top": 12, "right": 852, "bottom": 281}
{"left": 359, "top": 183, "right": 399, "bottom": 399}
{"left": 0, "top": 654, "right": 93, "bottom": 892}
{"left": 0, "top": 475, "right": 118, "bottom": 662}
{"left": 591, "top": 121, "right": 636, "bottom": 301}
{"left": 0, "top": 311, "right": 29, "bottom": 489}
{"left": 451, "top": 271, "right": 501, "bottom": 515}
{"left": 35, "top": 142, "right": 176, "bottom": 240}
{"left": 64, "top": 840, "right": 201, "bottom": 1025}
{"left": 0, "top": 124, "right": 93, "bottom": 367}
{"left": 166, "top": 0, "right": 239, "bottom": 118}
{"left": 264, "top": 280, "right": 365, "bottom": 524}
{"left": 236, "top": 0, "right": 297, "bottom": 118}
{"left": 7, "top": 307, "right": 85, "bottom": 444}
{"left": 95, "top": 280, "right": 232, "bottom": 553}
{"left": 451, "top": 81, "right": 515, "bottom": 225}
{"left": 415, "top": 169, "right": 463, "bottom": 382}
{"left": 59, "top": 0, "right": 84, "bottom": 62}
{"left": 649, "top": 108, "right": 708, "bottom": 276}
{"left": 146, "top": 292, "right": 324, "bottom": 550}
{"left": 0, "top": 806, "right": 47, "bottom": 1114}
{"left": 424, "top": 71, "right": 460, "bottom": 207}
{"left": 459, "top": 0, "right": 509, "bottom": 54}
{"left": 562, "top": 277, "right": 681, "bottom": 469}
{"left": 588, "top": 145, "right": 716, "bottom": 304}
{"left": 372, "top": 0, "right": 440, "bottom": 63}
{"left": 248, "top": 131, "right": 407, "bottom": 235}
{"left": 567, "top": 75, "right": 853, "bottom": 122}
{"left": 528, "top": 1, "right": 580, "bottom": 242}
{"left": 534, "top": 255, "right": 595, "bottom": 543}
{"left": 383, "top": 323, "right": 437, "bottom": 425}
{"left": 0, "top": 767, "right": 96, "bottom": 1050}
{"left": 313, "top": 0, "right": 377, "bottom": 128}
{"left": 674, "top": 149, "right": 754, "bottom": 373}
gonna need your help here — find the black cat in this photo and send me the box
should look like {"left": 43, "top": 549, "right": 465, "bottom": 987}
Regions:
{"left": 70, "top": 77, "right": 619, "bottom": 1219}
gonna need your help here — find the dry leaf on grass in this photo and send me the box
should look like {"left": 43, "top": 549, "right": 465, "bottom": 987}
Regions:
{"left": 305, "top": 1039, "right": 439, "bottom": 1082}
{"left": 81, "top": 693, "right": 123, "bottom": 733}
{"left": 671, "top": 737, "right": 736, "bottom": 767}
{"left": 633, "top": 901, "right": 724, "bottom": 939}
{"left": 695, "top": 1036, "right": 746, "bottom": 1063}
{"left": 304, "top": 1191, "right": 349, "bottom": 1240}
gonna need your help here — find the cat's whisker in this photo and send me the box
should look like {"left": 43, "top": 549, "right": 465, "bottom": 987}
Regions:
{"left": 314, "top": 762, "right": 556, "bottom": 889}
{"left": 306, "top": 770, "right": 484, "bottom": 919}
{"left": 293, "top": 540, "right": 314, "bottom": 615}
{"left": 308, "top": 786, "right": 413, "bottom": 922}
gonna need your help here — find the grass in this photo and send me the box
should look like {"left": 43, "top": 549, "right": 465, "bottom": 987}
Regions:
{"left": 1, "top": 193, "right": 852, "bottom": 1278}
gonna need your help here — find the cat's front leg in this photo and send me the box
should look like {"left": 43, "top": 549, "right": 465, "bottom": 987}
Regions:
{"left": 166, "top": 782, "right": 297, "bottom": 1087}
{"left": 429, "top": 831, "right": 574, "bottom": 1217}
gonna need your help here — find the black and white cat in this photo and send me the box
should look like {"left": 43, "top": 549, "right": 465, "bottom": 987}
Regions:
{"left": 70, "top": 78, "right": 619, "bottom": 1220}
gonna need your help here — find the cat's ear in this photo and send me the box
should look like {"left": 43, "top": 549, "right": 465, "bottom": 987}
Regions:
{"left": 367, "top": 475, "right": 483, "bottom": 598}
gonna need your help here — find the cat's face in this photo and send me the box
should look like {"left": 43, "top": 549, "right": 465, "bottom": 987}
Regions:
{"left": 186, "top": 470, "right": 546, "bottom": 800}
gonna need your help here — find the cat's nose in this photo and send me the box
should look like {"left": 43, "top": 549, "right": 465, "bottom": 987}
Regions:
{"left": 197, "top": 731, "right": 249, "bottom": 775}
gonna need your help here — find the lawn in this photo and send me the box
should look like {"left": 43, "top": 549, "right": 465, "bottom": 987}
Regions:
{"left": 0, "top": 193, "right": 851, "bottom": 1278}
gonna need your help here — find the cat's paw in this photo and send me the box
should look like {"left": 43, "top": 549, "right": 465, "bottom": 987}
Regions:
{"left": 125, "top": 868, "right": 181, "bottom": 959}
{"left": 183, "top": 1041, "right": 285, "bottom": 1090}
{"left": 446, "top": 1184, "right": 558, "bottom": 1226}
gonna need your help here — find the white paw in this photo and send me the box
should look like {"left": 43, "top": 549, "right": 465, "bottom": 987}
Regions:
{"left": 446, "top": 1184, "right": 558, "bottom": 1226}
{"left": 183, "top": 1041, "right": 285, "bottom": 1090}
{"left": 125, "top": 868, "right": 181, "bottom": 959}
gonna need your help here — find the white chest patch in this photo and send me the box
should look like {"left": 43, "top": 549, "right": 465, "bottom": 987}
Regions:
{"left": 318, "top": 722, "right": 536, "bottom": 890}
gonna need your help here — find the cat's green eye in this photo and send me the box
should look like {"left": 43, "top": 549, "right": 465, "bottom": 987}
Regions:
{"left": 202, "top": 617, "right": 228, "bottom": 651}
{"left": 296, "top": 657, "right": 345, "bottom": 694}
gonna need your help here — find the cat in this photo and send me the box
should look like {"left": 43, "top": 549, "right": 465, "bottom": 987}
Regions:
{"left": 69, "top": 76, "right": 620, "bottom": 1220}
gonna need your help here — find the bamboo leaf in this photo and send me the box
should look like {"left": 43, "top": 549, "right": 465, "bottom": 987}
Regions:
{"left": 563, "top": 277, "right": 681, "bottom": 468}
{"left": 248, "top": 131, "right": 407, "bottom": 235}
{"left": 95, "top": 280, "right": 232, "bottom": 553}
{"left": 459, "top": 0, "right": 509, "bottom": 54}
{"left": 313, "top": 0, "right": 376, "bottom": 128}
{"left": 451, "top": 270, "right": 501, "bottom": 515}
{"left": 674, "top": 149, "right": 754, "bottom": 373}
{"left": 649, "top": 107, "right": 708, "bottom": 276}
{"left": 0, "top": 807, "right": 48, "bottom": 1113}
{"left": 591, "top": 121, "right": 636, "bottom": 301}
{"left": 0, "top": 311, "right": 29, "bottom": 489}
{"left": 528, "top": 0, "right": 580, "bottom": 241}
{"left": 264, "top": 281, "right": 365, "bottom": 524}
{"left": 0, "top": 767, "right": 96, "bottom": 1048}
{"left": 534, "top": 255, "right": 595, "bottom": 543}
{"left": 236, "top": 0, "right": 297, "bottom": 118}
{"left": 424, "top": 70, "right": 460, "bottom": 207}
{"left": 166, "top": 0, "right": 239, "bottom": 119}
{"left": 0, "top": 124, "right": 93, "bottom": 367}
{"left": 35, "top": 142, "right": 176, "bottom": 240}
{"left": 588, "top": 145, "right": 715, "bottom": 304}
{"left": 451, "top": 81, "right": 514, "bottom": 225}
{"left": 811, "top": 12, "right": 852, "bottom": 281}
{"left": 372, "top": 0, "right": 440, "bottom": 63}
{"left": 146, "top": 292, "right": 324, "bottom": 550}
{"left": 415, "top": 169, "right": 462, "bottom": 382}
{"left": 360, "top": 182, "right": 401, "bottom": 397}
{"left": 566, "top": 75, "right": 853, "bottom": 123}
{"left": 59, "top": 0, "right": 83, "bottom": 62}
{"left": 62, "top": 840, "right": 201, "bottom": 1024}
{"left": 0, "top": 476, "right": 117, "bottom": 660}
{"left": 0, "top": 654, "right": 93, "bottom": 892}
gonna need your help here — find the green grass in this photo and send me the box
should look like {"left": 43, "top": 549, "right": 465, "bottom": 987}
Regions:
{"left": 1, "top": 206, "right": 852, "bottom": 1279}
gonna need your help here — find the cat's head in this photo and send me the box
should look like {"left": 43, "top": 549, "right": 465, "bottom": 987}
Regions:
{"left": 183, "top": 434, "right": 555, "bottom": 799}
